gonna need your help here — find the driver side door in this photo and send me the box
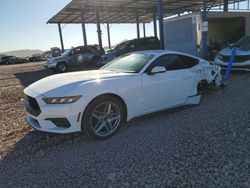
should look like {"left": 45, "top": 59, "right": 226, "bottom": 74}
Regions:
{"left": 141, "top": 54, "right": 195, "bottom": 114}
{"left": 68, "top": 48, "right": 79, "bottom": 67}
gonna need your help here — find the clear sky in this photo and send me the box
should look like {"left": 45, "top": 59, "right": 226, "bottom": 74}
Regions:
{"left": 0, "top": 0, "right": 155, "bottom": 52}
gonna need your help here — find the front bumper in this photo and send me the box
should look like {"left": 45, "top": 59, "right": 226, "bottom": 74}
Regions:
{"left": 24, "top": 88, "right": 88, "bottom": 134}
{"left": 45, "top": 63, "right": 57, "bottom": 69}
{"left": 214, "top": 59, "right": 250, "bottom": 71}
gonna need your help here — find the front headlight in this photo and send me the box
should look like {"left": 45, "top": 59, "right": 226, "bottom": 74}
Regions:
{"left": 43, "top": 96, "right": 81, "bottom": 104}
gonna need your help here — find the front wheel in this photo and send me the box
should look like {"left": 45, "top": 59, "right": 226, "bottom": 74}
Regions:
{"left": 82, "top": 96, "right": 125, "bottom": 140}
{"left": 56, "top": 62, "right": 67, "bottom": 73}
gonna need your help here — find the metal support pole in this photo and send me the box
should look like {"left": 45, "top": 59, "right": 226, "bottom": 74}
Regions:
{"left": 202, "top": 0, "right": 208, "bottom": 59}
{"left": 80, "top": 9, "right": 87, "bottom": 46}
{"left": 143, "top": 23, "right": 146, "bottom": 38}
{"left": 57, "top": 23, "right": 64, "bottom": 52}
{"left": 224, "top": 0, "right": 228, "bottom": 11}
{"left": 136, "top": 11, "right": 140, "bottom": 39}
{"left": 157, "top": 0, "right": 164, "bottom": 49}
{"left": 107, "top": 23, "right": 111, "bottom": 50}
{"left": 96, "top": 11, "right": 103, "bottom": 48}
{"left": 153, "top": 10, "right": 157, "bottom": 38}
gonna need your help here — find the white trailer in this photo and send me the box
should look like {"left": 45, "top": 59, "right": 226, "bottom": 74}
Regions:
{"left": 163, "top": 13, "right": 203, "bottom": 57}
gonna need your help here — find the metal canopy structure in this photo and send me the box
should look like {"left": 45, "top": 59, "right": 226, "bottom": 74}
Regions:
{"left": 48, "top": 0, "right": 242, "bottom": 24}
{"left": 48, "top": 0, "right": 248, "bottom": 58}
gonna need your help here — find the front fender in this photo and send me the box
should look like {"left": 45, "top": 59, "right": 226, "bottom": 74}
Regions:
{"left": 77, "top": 75, "right": 142, "bottom": 121}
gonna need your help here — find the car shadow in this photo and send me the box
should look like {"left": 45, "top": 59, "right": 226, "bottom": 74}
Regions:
{"left": 0, "top": 104, "right": 191, "bottom": 165}
{"left": 0, "top": 130, "right": 86, "bottom": 166}
{"left": 15, "top": 69, "right": 53, "bottom": 87}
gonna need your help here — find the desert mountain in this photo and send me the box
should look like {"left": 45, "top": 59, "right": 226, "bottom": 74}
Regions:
{"left": 0, "top": 49, "right": 44, "bottom": 57}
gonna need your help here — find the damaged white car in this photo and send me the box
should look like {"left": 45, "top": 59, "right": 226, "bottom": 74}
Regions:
{"left": 24, "top": 50, "right": 222, "bottom": 139}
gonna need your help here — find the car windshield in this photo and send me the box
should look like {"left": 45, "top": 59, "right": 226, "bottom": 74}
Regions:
{"left": 62, "top": 49, "right": 72, "bottom": 56}
{"left": 235, "top": 36, "right": 250, "bottom": 51}
{"left": 114, "top": 41, "right": 130, "bottom": 51}
{"left": 101, "top": 53, "right": 154, "bottom": 73}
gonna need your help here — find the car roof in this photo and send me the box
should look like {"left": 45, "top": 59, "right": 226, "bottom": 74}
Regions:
{"left": 117, "top": 37, "right": 158, "bottom": 45}
{"left": 134, "top": 50, "right": 202, "bottom": 60}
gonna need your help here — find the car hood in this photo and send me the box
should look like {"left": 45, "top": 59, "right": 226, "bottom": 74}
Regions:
{"left": 49, "top": 55, "right": 65, "bottom": 62}
{"left": 219, "top": 47, "right": 250, "bottom": 56}
{"left": 24, "top": 70, "right": 133, "bottom": 97}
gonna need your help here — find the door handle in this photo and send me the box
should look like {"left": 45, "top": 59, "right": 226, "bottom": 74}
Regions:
{"left": 183, "top": 76, "right": 192, "bottom": 80}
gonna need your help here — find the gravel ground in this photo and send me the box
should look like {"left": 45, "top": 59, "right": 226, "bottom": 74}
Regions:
{"left": 0, "top": 62, "right": 249, "bottom": 188}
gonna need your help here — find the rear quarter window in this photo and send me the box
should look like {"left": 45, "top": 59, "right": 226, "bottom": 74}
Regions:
{"left": 166, "top": 55, "right": 199, "bottom": 71}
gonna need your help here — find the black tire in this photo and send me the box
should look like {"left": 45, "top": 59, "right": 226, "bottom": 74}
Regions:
{"left": 197, "top": 80, "right": 208, "bottom": 95}
{"left": 82, "top": 96, "right": 125, "bottom": 140}
{"left": 56, "top": 62, "right": 67, "bottom": 73}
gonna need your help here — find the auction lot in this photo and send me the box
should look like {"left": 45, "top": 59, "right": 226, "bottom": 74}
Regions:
{"left": 0, "top": 62, "right": 249, "bottom": 187}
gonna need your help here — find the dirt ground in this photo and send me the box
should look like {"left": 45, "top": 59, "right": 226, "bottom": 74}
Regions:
{"left": 0, "top": 62, "right": 249, "bottom": 187}
{"left": 0, "top": 62, "right": 50, "bottom": 157}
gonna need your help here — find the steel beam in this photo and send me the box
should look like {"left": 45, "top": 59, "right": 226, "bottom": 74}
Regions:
{"left": 107, "top": 23, "right": 111, "bottom": 50}
{"left": 202, "top": 0, "right": 208, "bottom": 59}
{"left": 80, "top": 9, "right": 87, "bottom": 46}
{"left": 157, "top": 0, "right": 164, "bottom": 49}
{"left": 136, "top": 11, "right": 140, "bottom": 39}
{"left": 224, "top": 0, "right": 228, "bottom": 11}
{"left": 143, "top": 23, "right": 146, "bottom": 38}
{"left": 57, "top": 23, "right": 64, "bottom": 52}
{"left": 153, "top": 10, "right": 157, "bottom": 38}
{"left": 96, "top": 11, "right": 103, "bottom": 48}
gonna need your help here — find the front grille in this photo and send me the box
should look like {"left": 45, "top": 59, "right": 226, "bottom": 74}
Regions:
{"left": 45, "top": 118, "right": 71, "bottom": 128}
{"left": 28, "top": 116, "right": 41, "bottom": 128}
{"left": 25, "top": 96, "right": 41, "bottom": 117}
{"left": 222, "top": 55, "right": 250, "bottom": 63}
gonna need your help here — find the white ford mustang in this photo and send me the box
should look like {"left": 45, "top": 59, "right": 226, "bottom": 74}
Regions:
{"left": 24, "top": 50, "right": 222, "bottom": 139}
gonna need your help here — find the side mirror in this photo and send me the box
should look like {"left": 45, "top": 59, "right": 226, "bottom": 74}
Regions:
{"left": 148, "top": 66, "right": 166, "bottom": 75}
{"left": 228, "top": 43, "right": 235, "bottom": 49}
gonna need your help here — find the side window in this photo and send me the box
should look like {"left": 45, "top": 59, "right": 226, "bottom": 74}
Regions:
{"left": 75, "top": 48, "right": 81, "bottom": 55}
{"left": 129, "top": 41, "right": 137, "bottom": 49}
{"left": 184, "top": 56, "right": 199, "bottom": 67}
{"left": 145, "top": 54, "right": 178, "bottom": 72}
{"left": 82, "top": 47, "right": 92, "bottom": 53}
{"left": 165, "top": 55, "right": 199, "bottom": 71}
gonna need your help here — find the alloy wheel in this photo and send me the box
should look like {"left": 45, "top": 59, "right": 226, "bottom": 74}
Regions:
{"left": 90, "top": 102, "right": 121, "bottom": 137}
{"left": 58, "top": 63, "right": 66, "bottom": 72}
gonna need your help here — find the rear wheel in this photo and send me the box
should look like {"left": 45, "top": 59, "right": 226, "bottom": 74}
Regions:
{"left": 82, "top": 96, "right": 125, "bottom": 139}
{"left": 197, "top": 80, "right": 208, "bottom": 95}
{"left": 56, "top": 62, "right": 67, "bottom": 73}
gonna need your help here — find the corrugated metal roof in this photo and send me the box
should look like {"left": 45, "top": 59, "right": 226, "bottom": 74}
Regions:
{"left": 47, "top": 0, "right": 243, "bottom": 24}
